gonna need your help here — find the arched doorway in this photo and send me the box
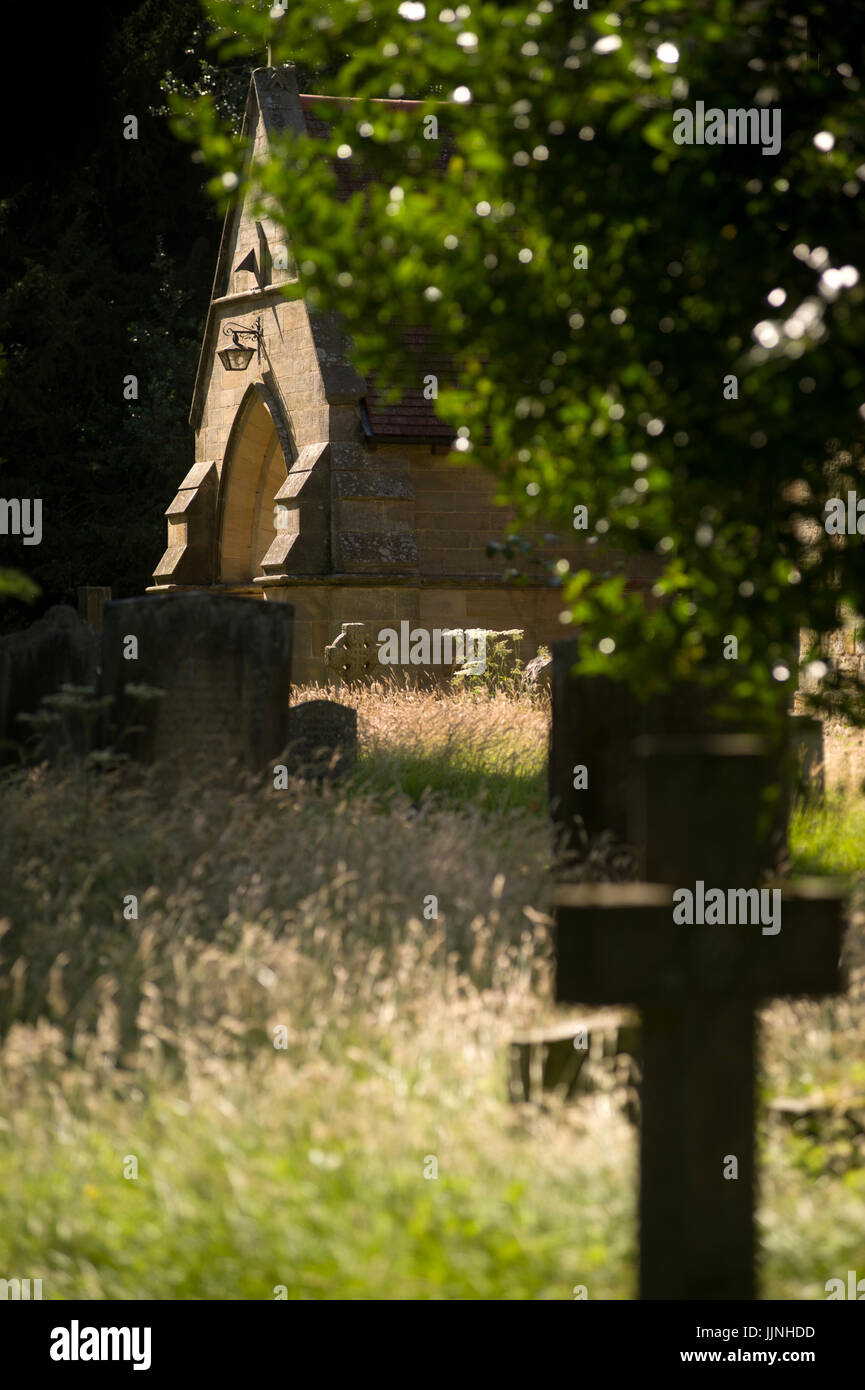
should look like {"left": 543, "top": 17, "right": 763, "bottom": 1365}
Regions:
{"left": 217, "top": 386, "right": 290, "bottom": 584}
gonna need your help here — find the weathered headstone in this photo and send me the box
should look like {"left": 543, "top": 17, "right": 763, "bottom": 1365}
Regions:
{"left": 522, "top": 648, "right": 552, "bottom": 695}
{"left": 100, "top": 593, "right": 293, "bottom": 775}
{"left": 284, "top": 699, "right": 357, "bottom": 780}
{"left": 324, "top": 622, "right": 379, "bottom": 684}
{"left": 0, "top": 606, "right": 99, "bottom": 765}
{"left": 549, "top": 637, "right": 789, "bottom": 871}
{"left": 553, "top": 735, "right": 846, "bottom": 1300}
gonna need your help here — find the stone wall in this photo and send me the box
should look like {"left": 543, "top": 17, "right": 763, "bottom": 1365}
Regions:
{"left": 264, "top": 578, "right": 574, "bottom": 685}
{"left": 796, "top": 619, "right": 865, "bottom": 792}
{"left": 402, "top": 444, "right": 582, "bottom": 578}
{"left": 150, "top": 65, "right": 628, "bottom": 682}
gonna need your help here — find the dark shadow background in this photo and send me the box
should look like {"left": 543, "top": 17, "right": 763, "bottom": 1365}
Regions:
{"left": 0, "top": 1, "right": 233, "bottom": 631}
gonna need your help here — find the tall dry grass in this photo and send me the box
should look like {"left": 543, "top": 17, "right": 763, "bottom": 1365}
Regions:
{"left": 300, "top": 678, "right": 550, "bottom": 810}
{"left": 0, "top": 685, "right": 862, "bottom": 1297}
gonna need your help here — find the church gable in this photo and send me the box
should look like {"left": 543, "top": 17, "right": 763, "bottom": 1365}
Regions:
{"left": 151, "top": 65, "right": 588, "bottom": 682}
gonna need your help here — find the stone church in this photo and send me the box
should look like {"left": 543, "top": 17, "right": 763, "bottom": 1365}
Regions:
{"left": 150, "top": 65, "right": 591, "bottom": 683}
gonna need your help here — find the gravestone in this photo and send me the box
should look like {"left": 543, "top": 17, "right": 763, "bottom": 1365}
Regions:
{"left": 0, "top": 605, "right": 99, "bottom": 765}
{"left": 549, "top": 637, "right": 789, "bottom": 871}
{"left": 100, "top": 593, "right": 293, "bottom": 775}
{"left": 284, "top": 699, "right": 357, "bottom": 780}
{"left": 324, "top": 622, "right": 379, "bottom": 684}
{"left": 553, "top": 735, "right": 846, "bottom": 1300}
{"left": 522, "top": 648, "right": 552, "bottom": 695}
{"left": 531, "top": 648, "right": 788, "bottom": 1106}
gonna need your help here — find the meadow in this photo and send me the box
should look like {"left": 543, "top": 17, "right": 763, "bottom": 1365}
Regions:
{"left": 0, "top": 685, "right": 862, "bottom": 1299}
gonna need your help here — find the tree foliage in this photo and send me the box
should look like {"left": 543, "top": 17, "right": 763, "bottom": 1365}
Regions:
{"left": 0, "top": 0, "right": 229, "bottom": 629}
{"left": 187, "top": 0, "right": 865, "bottom": 725}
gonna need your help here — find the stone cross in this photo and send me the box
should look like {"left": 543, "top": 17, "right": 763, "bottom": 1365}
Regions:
{"left": 552, "top": 735, "right": 846, "bottom": 1300}
{"left": 324, "top": 622, "right": 378, "bottom": 685}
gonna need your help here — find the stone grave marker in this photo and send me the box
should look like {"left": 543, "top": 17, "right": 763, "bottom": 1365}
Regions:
{"left": 100, "top": 593, "right": 293, "bottom": 776}
{"left": 530, "top": 646, "right": 787, "bottom": 1104}
{"left": 553, "top": 735, "right": 846, "bottom": 1299}
{"left": 284, "top": 699, "right": 357, "bottom": 781}
{"left": 0, "top": 605, "right": 99, "bottom": 765}
{"left": 324, "top": 622, "right": 379, "bottom": 685}
{"left": 548, "top": 636, "right": 790, "bottom": 872}
{"left": 521, "top": 648, "right": 552, "bottom": 695}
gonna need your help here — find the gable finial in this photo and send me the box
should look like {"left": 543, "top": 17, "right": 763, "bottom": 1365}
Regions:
{"left": 265, "top": 66, "right": 292, "bottom": 89}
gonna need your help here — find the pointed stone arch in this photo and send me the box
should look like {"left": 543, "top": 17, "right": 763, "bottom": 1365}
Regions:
{"left": 217, "top": 381, "right": 294, "bottom": 583}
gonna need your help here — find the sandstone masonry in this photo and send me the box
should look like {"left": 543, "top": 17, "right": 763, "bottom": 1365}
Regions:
{"left": 148, "top": 65, "right": 612, "bottom": 683}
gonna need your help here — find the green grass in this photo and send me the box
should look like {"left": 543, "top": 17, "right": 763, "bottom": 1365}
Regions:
{"left": 352, "top": 742, "right": 547, "bottom": 813}
{"left": 790, "top": 789, "right": 865, "bottom": 876}
{"left": 345, "top": 682, "right": 549, "bottom": 813}
{"left": 0, "top": 1040, "right": 635, "bottom": 1300}
{"left": 0, "top": 693, "right": 863, "bottom": 1299}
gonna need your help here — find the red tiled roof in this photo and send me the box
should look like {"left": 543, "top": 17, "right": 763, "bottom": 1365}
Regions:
{"left": 365, "top": 329, "right": 456, "bottom": 441}
{"left": 298, "top": 95, "right": 456, "bottom": 441}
